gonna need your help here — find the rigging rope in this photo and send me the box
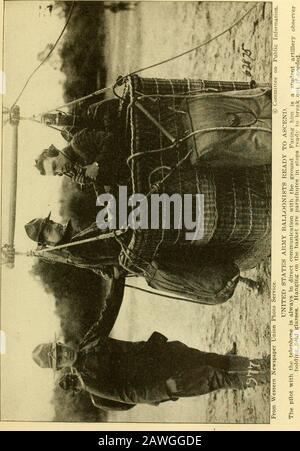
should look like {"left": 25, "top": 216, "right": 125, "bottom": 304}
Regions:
{"left": 11, "top": 1, "right": 75, "bottom": 109}
{"left": 125, "top": 283, "right": 205, "bottom": 305}
{"left": 38, "top": 85, "right": 114, "bottom": 116}
{"left": 3, "top": 2, "right": 263, "bottom": 268}
{"left": 117, "top": 3, "right": 259, "bottom": 85}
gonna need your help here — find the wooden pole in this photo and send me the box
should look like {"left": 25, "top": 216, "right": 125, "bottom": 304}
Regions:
{"left": 6, "top": 106, "right": 20, "bottom": 268}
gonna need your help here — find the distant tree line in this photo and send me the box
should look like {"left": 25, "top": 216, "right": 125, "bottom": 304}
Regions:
{"left": 57, "top": 0, "right": 107, "bottom": 106}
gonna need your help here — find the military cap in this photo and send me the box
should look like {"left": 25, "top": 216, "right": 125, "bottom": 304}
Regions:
{"left": 25, "top": 212, "right": 51, "bottom": 244}
{"left": 32, "top": 342, "right": 58, "bottom": 370}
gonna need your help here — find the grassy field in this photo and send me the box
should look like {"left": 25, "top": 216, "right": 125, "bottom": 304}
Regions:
{"left": 102, "top": 1, "right": 272, "bottom": 423}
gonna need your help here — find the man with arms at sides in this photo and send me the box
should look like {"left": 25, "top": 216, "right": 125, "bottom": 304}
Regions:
{"left": 33, "top": 279, "right": 270, "bottom": 412}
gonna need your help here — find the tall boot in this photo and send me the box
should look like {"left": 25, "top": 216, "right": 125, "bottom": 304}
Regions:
{"left": 167, "top": 355, "right": 270, "bottom": 398}
{"left": 244, "top": 355, "right": 271, "bottom": 388}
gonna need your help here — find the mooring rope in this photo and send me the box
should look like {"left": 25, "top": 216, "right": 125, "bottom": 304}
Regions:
{"left": 125, "top": 283, "right": 205, "bottom": 305}
{"left": 33, "top": 3, "right": 259, "bottom": 116}
{"left": 116, "top": 3, "right": 259, "bottom": 87}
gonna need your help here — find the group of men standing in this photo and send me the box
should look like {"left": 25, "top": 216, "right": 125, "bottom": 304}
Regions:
{"left": 28, "top": 92, "right": 271, "bottom": 412}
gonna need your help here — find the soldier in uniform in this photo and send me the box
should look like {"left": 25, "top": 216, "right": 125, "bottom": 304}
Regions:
{"left": 32, "top": 279, "right": 270, "bottom": 412}
{"left": 24, "top": 213, "right": 121, "bottom": 279}
{"left": 35, "top": 98, "right": 129, "bottom": 193}
{"left": 25, "top": 212, "right": 262, "bottom": 298}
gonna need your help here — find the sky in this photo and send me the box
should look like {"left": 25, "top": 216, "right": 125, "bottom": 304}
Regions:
{"left": 1, "top": 1, "right": 68, "bottom": 421}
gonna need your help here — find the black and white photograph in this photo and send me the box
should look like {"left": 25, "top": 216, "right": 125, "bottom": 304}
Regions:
{"left": 1, "top": 1, "right": 273, "bottom": 424}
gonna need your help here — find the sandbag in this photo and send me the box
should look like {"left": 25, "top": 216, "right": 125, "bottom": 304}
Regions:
{"left": 145, "top": 256, "right": 240, "bottom": 305}
{"left": 181, "top": 88, "right": 272, "bottom": 168}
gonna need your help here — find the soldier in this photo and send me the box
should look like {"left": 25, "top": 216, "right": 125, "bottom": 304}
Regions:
{"left": 24, "top": 213, "right": 262, "bottom": 298}
{"left": 24, "top": 213, "right": 121, "bottom": 279}
{"left": 32, "top": 279, "right": 270, "bottom": 412}
{"left": 35, "top": 98, "right": 128, "bottom": 193}
{"left": 34, "top": 129, "right": 130, "bottom": 194}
